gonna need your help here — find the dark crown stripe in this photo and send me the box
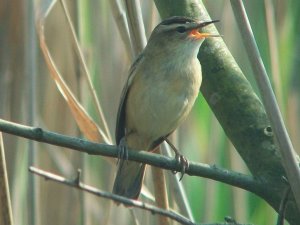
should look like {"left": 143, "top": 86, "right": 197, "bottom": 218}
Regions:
{"left": 158, "top": 16, "right": 197, "bottom": 26}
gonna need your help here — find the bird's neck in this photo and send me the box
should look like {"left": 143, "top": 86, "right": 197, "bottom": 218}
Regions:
{"left": 147, "top": 47, "right": 200, "bottom": 72}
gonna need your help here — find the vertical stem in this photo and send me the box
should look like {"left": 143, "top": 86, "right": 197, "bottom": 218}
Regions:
{"left": 161, "top": 142, "right": 195, "bottom": 222}
{"left": 109, "top": 0, "right": 134, "bottom": 60}
{"left": 124, "top": 0, "right": 147, "bottom": 56}
{"left": 25, "top": 1, "right": 39, "bottom": 224}
{"left": 230, "top": 0, "right": 300, "bottom": 211}
{"left": 0, "top": 133, "right": 14, "bottom": 225}
{"left": 264, "top": 0, "right": 283, "bottom": 110}
{"left": 152, "top": 147, "right": 170, "bottom": 225}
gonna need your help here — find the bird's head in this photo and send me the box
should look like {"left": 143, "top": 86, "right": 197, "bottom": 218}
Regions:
{"left": 145, "top": 16, "right": 220, "bottom": 57}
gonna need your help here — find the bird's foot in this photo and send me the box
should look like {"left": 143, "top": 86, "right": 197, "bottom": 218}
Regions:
{"left": 164, "top": 138, "right": 189, "bottom": 180}
{"left": 174, "top": 153, "right": 189, "bottom": 181}
{"left": 116, "top": 137, "right": 128, "bottom": 165}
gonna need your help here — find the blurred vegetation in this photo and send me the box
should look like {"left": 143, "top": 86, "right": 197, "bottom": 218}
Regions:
{"left": 0, "top": 0, "right": 299, "bottom": 225}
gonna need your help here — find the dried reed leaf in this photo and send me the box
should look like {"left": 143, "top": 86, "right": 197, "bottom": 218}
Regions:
{"left": 36, "top": 0, "right": 111, "bottom": 144}
{"left": 59, "top": 0, "right": 112, "bottom": 142}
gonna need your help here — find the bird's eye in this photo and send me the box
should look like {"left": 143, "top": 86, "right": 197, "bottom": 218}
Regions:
{"left": 176, "top": 26, "right": 186, "bottom": 33}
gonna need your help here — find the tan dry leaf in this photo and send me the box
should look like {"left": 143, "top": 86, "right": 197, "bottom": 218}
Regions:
{"left": 36, "top": 1, "right": 111, "bottom": 145}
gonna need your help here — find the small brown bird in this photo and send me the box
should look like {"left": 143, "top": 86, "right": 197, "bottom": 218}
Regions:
{"left": 113, "top": 16, "right": 219, "bottom": 199}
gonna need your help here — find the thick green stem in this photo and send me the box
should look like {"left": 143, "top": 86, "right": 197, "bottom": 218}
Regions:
{"left": 154, "top": 0, "right": 299, "bottom": 224}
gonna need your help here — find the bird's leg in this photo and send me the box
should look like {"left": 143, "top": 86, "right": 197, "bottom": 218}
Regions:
{"left": 164, "top": 138, "right": 189, "bottom": 180}
{"left": 117, "top": 137, "right": 128, "bottom": 165}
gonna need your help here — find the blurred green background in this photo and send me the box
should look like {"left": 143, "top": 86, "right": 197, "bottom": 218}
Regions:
{"left": 0, "top": 0, "right": 299, "bottom": 224}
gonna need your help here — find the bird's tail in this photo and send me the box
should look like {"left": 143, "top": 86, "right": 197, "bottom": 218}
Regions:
{"left": 112, "top": 160, "right": 146, "bottom": 199}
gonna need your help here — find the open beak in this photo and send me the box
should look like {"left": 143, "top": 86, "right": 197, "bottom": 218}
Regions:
{"left": 188, "top": 20, "right": 221, "bottom": 39}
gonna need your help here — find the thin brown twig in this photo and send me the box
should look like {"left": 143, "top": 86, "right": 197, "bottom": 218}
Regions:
{"left": 29, "top": 166, "right": 253, "bottom": 225}
{"left": 29, "top": 166, "right": 196, "bottom": 225}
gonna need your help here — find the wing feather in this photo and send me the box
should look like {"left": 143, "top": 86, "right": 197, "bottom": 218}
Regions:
{"left": 115, "top": 54, "right": 144, "bottom": 144}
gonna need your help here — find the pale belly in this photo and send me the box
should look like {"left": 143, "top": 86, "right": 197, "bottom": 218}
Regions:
{"left": 126, "top": 67, "right": 201, "bottom": 148}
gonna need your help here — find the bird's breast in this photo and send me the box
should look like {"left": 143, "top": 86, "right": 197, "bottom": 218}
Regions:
{"left": 126, "top": 57, "right": 202, "bottom": 147}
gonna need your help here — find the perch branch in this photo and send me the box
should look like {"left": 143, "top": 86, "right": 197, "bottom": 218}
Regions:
{"left": 0, "top": 118, "right": 265, "bottom": 198}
